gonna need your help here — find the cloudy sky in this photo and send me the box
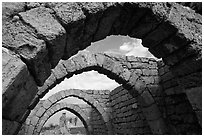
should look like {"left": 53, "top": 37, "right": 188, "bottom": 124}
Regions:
{"left": 43, "top": 36, "right": 155, "bottom": 100}
{"left": 43, "top": 35, "right": 156, "bottom": 126}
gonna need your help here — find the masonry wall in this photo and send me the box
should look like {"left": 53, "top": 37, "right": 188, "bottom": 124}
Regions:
{"left": 157, "top": 61, "right": 201, "bottom": 134}
{"left": 109, "top": 86, "right": 152, "bottom": 135}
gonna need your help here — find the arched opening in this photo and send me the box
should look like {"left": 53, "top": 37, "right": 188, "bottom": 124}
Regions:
{"left": 2, "top": 2, "right": 201, "bottom": 135}
{"left": 35, "top": 103, "right": 90, "bottom": 135}
{"left": 40, "top": 109, "right": 86, "bottom": 135}
{"left": 25, "top": 89, "right": 109, "bottom": 135}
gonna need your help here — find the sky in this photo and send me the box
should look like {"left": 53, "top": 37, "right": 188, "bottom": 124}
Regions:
{"left": 42, "top": 35, "right": 156, "bottom": 126}
{"left": 42, "top": 36, "right": 155, "bottom": 100}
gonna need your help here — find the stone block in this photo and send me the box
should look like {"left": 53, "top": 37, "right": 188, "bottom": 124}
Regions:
{"left": 3, "top": 19, "right": 51, "bottom": 85}
{"left": 129, "top": 10, "right": 161, "bottom": 39}
{"left": 141, "top": 69, "right": 151, "bottom": 76}
{"left": 161, "top": 71, "right": 174, "bottom": 82}
{"left": 2, "top": 119, "right": 21, "bottom": 135}
{"left": 37, "top": 84, "right": 48, "bottom": 98}
{"left": 133, "top": 79, "right": 146, "bottom": 95}
{"left": 95, "top": 53, "right": 105, "bottom": 67}
{"left": 27, "top": 125, "right": 35, "bottom": 135}
{"left": 48, "top": 95, "right": 57, "bottom": 104}
{"left": 28, "top": 95, "right": 40, "bottom": 110}
{"left": 143, "top": 21, "right": 177, "bottom": 49}
{"left": 81, "top": 51, "right": 97, "bottom": 67}
{"left": 19, "top": 7, "right": 66, "bottom": 67}
{"left": 62, "top": 59, "right": 77, "bottom": 73}
{"left": 93, "top": 3, "right": 121, "bottom": 41}
{"left": 52, "top": 60, "right": 67, "bottom": 80}
{"left": 139, "top": 90, "right": 155, "bottom": 107}
{"left": 142, "top": 76, "right": 155, "bottom": 85}
{"left": 71, "top": 53, "right": 87, "bottom": 70}
{"left": 42, "top": 100, "right": 52, "bottom": 109}
{"left": 2, "top": 48, "right": 38, "bottom": 121}
{"left": 147, "top": 117, "right": 167, "bottom": 134}
{"left": 103, "top": 57, "right": 115, "bottom": 72}
{"left": 35, "top": 107, "right": 46, "bottom": 117}
{"left": 44, "top": 72, "right": 57, "bottom": 88}
{"left": 120, "top": 68, "right": 131, "bottom": 82}
{"left": 30, "top": 116, "right": 39, "bottom": 126}
{"left": 142, "top": 103, "right": 161, "bottom": 121}
{"left": 147, "top": 85, "right": 162, "bottom": 97}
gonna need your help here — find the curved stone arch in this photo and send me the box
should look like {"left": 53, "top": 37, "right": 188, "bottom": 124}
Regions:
{"left": 33, "top": 103, "right": 90, "bottom": 135}
{"left": 33, "top": 52, "right": 167, "bottom": 134}
{"left": 2, "top": 2, "right": 201, "bottom": 135}
{"left": 29, "top": 89, "right": 108, "bottom": 135}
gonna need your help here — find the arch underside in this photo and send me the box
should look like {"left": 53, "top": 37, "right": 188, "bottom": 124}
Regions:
{"left": 27, "top": 89, "right": 108, "bottom": 135}
{"left": 34, "top": 103, "right": 90, "bottom": 135}
{"left": 2, "top": 2, "right": 202, "bottom": 135}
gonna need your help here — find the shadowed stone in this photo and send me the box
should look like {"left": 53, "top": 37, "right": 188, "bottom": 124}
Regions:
{"left": 2, "top": 119, "right": 21, "bottom": 135}
{"left": 19, "top": 7, "right": 66, "bottom": 67}
{"left": 2, "top": 48, "right": 38, "bottom": 121}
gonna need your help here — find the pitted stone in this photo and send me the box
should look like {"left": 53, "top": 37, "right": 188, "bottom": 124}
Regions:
{"left": 120, "top": 68, "right": 131, "bottom": 82}
{"left": 30, "top": 116, "right": 39, "bottom": 126}
{"left": 142, "top": 103, "right": 162, "bottom": 121}
{"left": 42, "top": 100, "right": 52, "bottom": 109}
{"left": 19, "top": 7, "right": 66, "bottom": 67}
{"left": 2, "top": 19, "right": 50, "bottom": 86}
{"left": 63, "top": 59, "right": 77, "bottom": 73}
{"left": 81, "top": 51, "right": 97, "bottom": 67}
{"left": 72, "top": 53, "right": 87, "bottom": 70}
{"left": 139, "top": 90, "right": 155, "bottom": 107}
{"left": 103, "top": 57, "right": 115, "bottom": 72}
{"left": 2, "top": 119, "right": 21, "bottom": 135}
{"left": 95, "top": 53, "right": 105, "bottom": 67}
{"left": 35, "top": 107, "right": 46, "bottom": 117}
{"left": 3, "top": 2, "right": 202, "bottom": 135}
{"left": 52, "top": 60, "right": 68, "bottom": 80}
{"left": 112, "top": 62, "right": 124, "bottom": 76}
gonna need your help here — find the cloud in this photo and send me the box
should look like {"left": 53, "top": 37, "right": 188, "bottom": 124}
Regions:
{"left": 119, "top": 38, "right": 155, "bottom": 58}
{"left": 42, "top": 70, "right": 120, "bottom": 100}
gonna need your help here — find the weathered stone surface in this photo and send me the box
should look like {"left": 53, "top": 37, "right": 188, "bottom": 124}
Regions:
{"left": 71, "top": 53, "right": 87, "bottom": 70}
{"left": 62, "top": 59, "right": 77, "bottom": 73}
{"left": 148, "top": 117, "right": 167, "bottom": 134}
{"left": 81, "top": 51, "right": 97, "bottom": 67}
{"left": 2, "top": 48, "right": 38, "bottom": 121}
{"left": 2, "top": 20, "right": 50, "bottom": 85}
{"left": 118, "top": 68, "right": 130, "bottom": 82}
{"left": 2, "top": 2, "right": 202, "bottom": 135}
{"left": 93, "top": 3, "right": 121, "bottom": 41}
{"left": 35, "top": 107, "right": 46, "bottom": 117}
{"left": 52, "top": 60, "right": 67, "bottom": 80}
{"left": 139, "top": 90, "right": 155, "bottom": 107}
{"left": 2, "top": 2, "right": 26, "bottom": 23}
{"left": 103, "top": 56, "right": 115, "bottom": 72}
{"left": 130, "top": 10, "right": 162, "bottom": 39}
{"left": 19, "top": 7, "right": 66, "bottom": 67}
{"left": 2, "top": 119, "right": 21, "bottom": 135}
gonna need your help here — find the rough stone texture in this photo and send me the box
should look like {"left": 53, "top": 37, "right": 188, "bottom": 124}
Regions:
{"left": 21, "top": 102, "right": 106, "bottom": 135}
{"left": 37, "top": 51, "right": 159, "bottom": 99}
{"left": 3, "top": 2, "right": 201, "bottom": 86}
{"left": 109, "top": 86, "right": 152, "bottom": 135}
{"left": 2, "top": 48, "right": 38, "bottom": 122}
{"left": 2, "top": 2, "right": 202, "bottom": 135}
{"left": 19, "top": 7, "right": 67, "bottom": 67}
{"left": 2, "top": 119, "right": 21, "bottom": 135}
{"left": 157, "top": 60, "right": 202, "bottom": 134}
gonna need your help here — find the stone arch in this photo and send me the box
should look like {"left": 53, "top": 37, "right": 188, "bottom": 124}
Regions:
{"left": 28, "top": 89, "right": 108, "bottom": 135}
{"left": 33, "top": 103, "right": 90, "bottom": 135}
{"left": 2, "top": 2, "right": 201, "bottom": 135}
{"left": 31, "top": 52, "right": 166, "bottom": 134}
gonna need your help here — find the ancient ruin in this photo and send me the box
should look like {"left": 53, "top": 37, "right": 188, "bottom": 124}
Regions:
{"left": 2, "top": 2, "right": 202, "bottom": 135}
